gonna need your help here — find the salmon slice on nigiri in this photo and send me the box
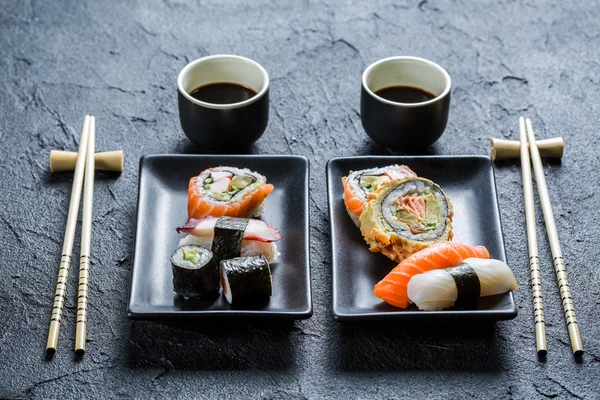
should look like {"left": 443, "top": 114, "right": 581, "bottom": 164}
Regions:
{"left": 373, "top": 242, "right": 490, "bottom": 308}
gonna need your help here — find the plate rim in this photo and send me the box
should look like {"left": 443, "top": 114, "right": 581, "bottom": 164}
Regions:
{"left": 127, "top": 153, "right": 313, "bottom": 320}
{"left": 326, "top": 154, "right": 517, "bottom": 321}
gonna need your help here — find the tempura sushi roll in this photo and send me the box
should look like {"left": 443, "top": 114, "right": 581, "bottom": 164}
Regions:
{"left": 360, "top": 177, "right": 453, "bottom": 262}
{"left": 177, "top": 216, "right": 282, "bottom": 264}
{"left": 220, "top": 255, "right": 272, "bottom": 304}
{"left": 342, "top": 165, "right": 416, "bottom": 227}
{"left": 188, "top": 166, "right": 274, "bottom": 219}
{"left": 407, "top": 258, "right": 518, "bottom": 311}
{"left": 170, "top": 245, "right": 219, "bottom": 298}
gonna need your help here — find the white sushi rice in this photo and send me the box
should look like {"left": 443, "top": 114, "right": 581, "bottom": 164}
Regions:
{"left": 178, "top": 234, "right": 279, "bottom": 264}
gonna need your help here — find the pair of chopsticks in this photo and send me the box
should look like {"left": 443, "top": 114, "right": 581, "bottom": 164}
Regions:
{"left": 518, "top": 117, "right": 583, "bottom": 357}
{"left": 46, "top": 115, "right": 96, "bottom": 357}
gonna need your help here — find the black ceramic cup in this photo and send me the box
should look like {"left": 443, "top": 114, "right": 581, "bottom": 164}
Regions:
{"left": 177, "top": 55, "right": 269, "bottom": 149}
{"left": 361, "top": 56, "right": 451, "bottom": 151}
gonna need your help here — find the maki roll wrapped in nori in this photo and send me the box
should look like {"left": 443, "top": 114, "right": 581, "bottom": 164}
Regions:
{"left": 188, "top": 166, "right": 274, "bottom": 219}
{"left": 360, "top": 177, "right": 453, "bottom": 262}
{"left": 171, "top": 244, "right": 219, "bottom": 298}
{"left": 342, "top": 165, "right": 417, "bottom": 227}
{"left": 220, "top": 255, "right": 272, "bottom": 304}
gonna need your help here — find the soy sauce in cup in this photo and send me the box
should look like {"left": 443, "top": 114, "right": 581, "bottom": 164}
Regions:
{"left": 189, "top": 82, "right": 258, "bottom": 105}
{"left": 375, "top": 86, "right": 436, "bottom": 104}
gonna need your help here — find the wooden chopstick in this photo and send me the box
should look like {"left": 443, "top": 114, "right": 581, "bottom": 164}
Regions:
{"left": 518, "top": 117, "right": 547, "bottom": 356}
{"left": 75, "top": 116, "right": 96, "bottom": 356}
{"left": 46, "top": 115, "right": 91, "bottom": 356}
{"left": 525, "top": 118, "right": 583, "bottom": 357}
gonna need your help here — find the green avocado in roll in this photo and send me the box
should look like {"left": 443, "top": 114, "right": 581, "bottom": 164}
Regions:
{"left": 360, "top": 177, "right": 454, "bottom": 262}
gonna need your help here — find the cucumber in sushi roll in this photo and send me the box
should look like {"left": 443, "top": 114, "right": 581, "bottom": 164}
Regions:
{"left": 360, "top": 177, "right": 453, "bottom": 262}
{"left": 171, "top": 244, "right": 219, "bottom": 298}
{"left": 220, "top": 255, "right": 272, "bottom": 304}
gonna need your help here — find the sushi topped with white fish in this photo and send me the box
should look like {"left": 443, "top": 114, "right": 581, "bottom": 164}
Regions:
{"left": 407, "top": 258, "right": 518, "bottom": 311}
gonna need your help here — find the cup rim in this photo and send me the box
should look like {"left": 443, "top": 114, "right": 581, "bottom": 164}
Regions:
{"left": 362, "top": 56, "right": 451, "bottom": 108}
{"left": 177, "top": 54, "right": 269, "bottom": 110}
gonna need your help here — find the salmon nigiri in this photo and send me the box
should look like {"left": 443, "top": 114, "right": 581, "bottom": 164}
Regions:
{"left": 373, "top": 242, "right": 490, "bottom": 308}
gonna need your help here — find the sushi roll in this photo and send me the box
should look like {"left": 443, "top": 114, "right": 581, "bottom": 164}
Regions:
{"left": 188, "top": 166, "right": 274, "bottom": 219}
{"left": 374, "top": 242, "right": 489, "bottom": 308}
{"left": 170, "top": 244, "right": 219, "bottom": 298}
{"left": 360, "top": 177, "right": 453, "bottom": 262}
{"left": 220, "top": 255, "right": 272, "bottom": 304}
{"left": 342, "top": 165, "right": 416, "bottom": 227}
{"left": 177, "top": 216, "right": 282, "bottom": 264}
{"left": 407, "top": 258, "right": 519, "bottom": 311}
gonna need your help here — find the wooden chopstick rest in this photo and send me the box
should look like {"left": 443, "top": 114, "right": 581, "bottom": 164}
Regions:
{"left": 50, "top": 150, "right": 123, "bottom": 173}
{"left": 490, "top": 137, "right": 563, "bottom": 161}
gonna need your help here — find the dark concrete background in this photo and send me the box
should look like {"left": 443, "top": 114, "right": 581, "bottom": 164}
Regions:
{"left": 1, "top": 0, "right": 599, "bottom": 399}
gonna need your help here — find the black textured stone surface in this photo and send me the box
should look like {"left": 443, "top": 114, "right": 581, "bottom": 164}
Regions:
{"left": 1, "top": 0, "right": 599, "bottom": 399}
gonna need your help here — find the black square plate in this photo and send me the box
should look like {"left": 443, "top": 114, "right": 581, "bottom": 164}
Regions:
{"left": 326, "top": 156, "right": 517, "bottom": 321}
{"left": 127, "top": 155, "right": 312, "bottom": 320}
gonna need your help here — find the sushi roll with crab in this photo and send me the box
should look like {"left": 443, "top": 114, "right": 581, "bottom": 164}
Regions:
{"left": 177, "top": 216, "right": 282, "bottom": 264}
{"left": 342, "top": 165, "right": 416, "bottom": 227}
{"left": 360, "top": 177, "right": 453, "bottom": 262}
{"left": 170, "top": 244, "right": 219, "bottom": 298}
{"left": 220, "top": 255, "right": 272, "bottom": 304}
{"left": 188, "top": 166, "right": 274, "bottom": 219}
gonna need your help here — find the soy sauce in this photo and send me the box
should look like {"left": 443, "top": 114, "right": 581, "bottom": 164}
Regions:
{"left": 190, "top": 82, "right": 257, "bottom": 104}
{"left": 375, "top": 86, "right": 436, "bottom": 103}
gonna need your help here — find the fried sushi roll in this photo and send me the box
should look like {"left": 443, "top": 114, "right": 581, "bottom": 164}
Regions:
{"left": 170, "top": 245, "right": 220, "bottom": 298}
{"left": 360, "top": 177, "right": 453, "bottom": 262}
{"left": 188, "top": 166, "right": 274, "bottom": 219}
{"left": 342, "top": 165, "right": 416, "bottom": 227}
{"left": 220, "top": 255, "right": 272, "bottom": 304}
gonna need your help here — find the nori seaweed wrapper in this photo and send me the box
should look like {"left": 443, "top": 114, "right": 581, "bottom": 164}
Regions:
{"left": 211, "top": 217, "right": 249, "bottom": 263}
{"left": 171, "top": 245, "right": 219, "bottom": 299}
{"left": 220, "top": 255, "right": 272, "bottom": 304}
{"left": 445, "top": 263, "right": 481, "bottom": 308}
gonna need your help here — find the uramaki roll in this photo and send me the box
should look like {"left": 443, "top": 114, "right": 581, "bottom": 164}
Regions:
{"left": 342, "top": 165, "right": 416, "bottom": 227}
{"left": 360, "top": 177, "right": 453, "bottom": 262}
{"left": 188, "top": 166, "right": 274, "bottom": 219}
